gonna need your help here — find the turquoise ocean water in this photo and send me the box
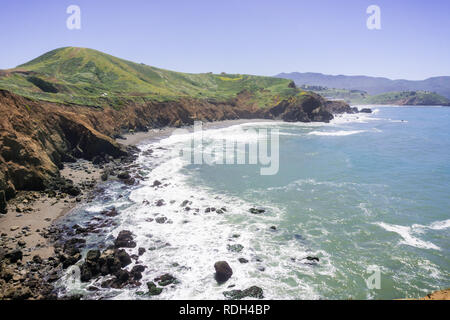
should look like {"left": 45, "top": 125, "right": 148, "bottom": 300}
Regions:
{"left": 59, "top": 106, "right": 450, "bottom": 300}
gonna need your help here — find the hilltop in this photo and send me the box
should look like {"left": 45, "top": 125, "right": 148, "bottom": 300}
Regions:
{"left": 276, "top": 72, "right": 450, "bottom": 99}
{"left": 0, "top": 47, "right": 298, "bottom": 107}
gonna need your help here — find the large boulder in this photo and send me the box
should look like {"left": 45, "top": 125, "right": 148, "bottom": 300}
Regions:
{"left": 114, "top": 230, "right": 136, "bottom": 248}
{"left": 80, "top": 248, "right": 132, "bottom": 282}
{"left": 155, "top": 273, "right": 177, "bottom": 286}
{"left": 223, "top": 286, "right": 264, "bottom": 300}
{"left": 214, "top": 261, "right": 233, "bottom": 283}
{"left": 5, "top": 249, "right": 23, "bottom": 263}
{"left": 147, "top": 281, "right": 163, "bottom": 295}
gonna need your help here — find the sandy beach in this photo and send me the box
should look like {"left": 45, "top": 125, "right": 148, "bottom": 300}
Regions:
{"left": 0, "top": 119, "right": 267, "bottom": 261}
{"left": 0, "top": 161, "right": 100, "bottom": 261}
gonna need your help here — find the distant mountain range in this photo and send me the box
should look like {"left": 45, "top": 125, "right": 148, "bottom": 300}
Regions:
{"left": 276, "top": 72, "right": 450, "bottom": 99}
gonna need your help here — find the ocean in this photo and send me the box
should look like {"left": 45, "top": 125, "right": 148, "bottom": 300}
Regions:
{"left": 58, "top": 106, "right": 450, "bottom": 300}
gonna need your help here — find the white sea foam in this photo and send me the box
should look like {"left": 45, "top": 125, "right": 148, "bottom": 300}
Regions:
{"left": 97, "top": 131, "right": 324, "bottom": 299}
{"left": 308, "top": 130, "right": 367, "bottom": 136}
{"left": 374, "top": 222, "right": 441, "bottom": 250}
{"left": 412, "top": 219, "right": 450, "bottom": 232}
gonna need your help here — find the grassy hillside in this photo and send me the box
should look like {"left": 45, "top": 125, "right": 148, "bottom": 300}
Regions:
{"left": 0, "top": 47, "right": 300, "bottom": 107}
{"left": 363, "top": 91, "right": 450, "bottom": 105}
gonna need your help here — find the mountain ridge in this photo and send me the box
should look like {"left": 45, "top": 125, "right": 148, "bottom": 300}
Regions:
{"left": 276, "top": 72, "right": 450, "bottom": 99}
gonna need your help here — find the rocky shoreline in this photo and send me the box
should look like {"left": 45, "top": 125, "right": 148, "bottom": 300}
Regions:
{"left": 2, "top": 117, "right": 450, "bottom": 300}
{"left": 0, "top": 145, "right": 140, "bottom": 299}
{"left": 0, "top": 127, "right": 269, "bottom": 299}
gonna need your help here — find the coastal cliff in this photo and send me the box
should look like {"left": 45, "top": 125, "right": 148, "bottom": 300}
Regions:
{"left": 0, "top": 47, "right": 360, "bottom": 208}
{"left": 0, "top": 87, "right": 357, "bottom": 210}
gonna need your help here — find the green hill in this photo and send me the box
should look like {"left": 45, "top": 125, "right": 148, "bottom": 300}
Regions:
{"left": 299, "top": 85, "right": 450, "bottom": 106}
{"left": 277, "top": 72, "right": 450, "bottom": 99}
{"left": 363, "top": 91, "right": 450, "bottom": 106}
{"left": 0, "top": 47, "right": 299, "bottom": 107}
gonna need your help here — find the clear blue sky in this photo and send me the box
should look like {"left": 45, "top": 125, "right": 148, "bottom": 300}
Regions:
{"left": 1, "top": 0, "right": 449, "bottom": 80}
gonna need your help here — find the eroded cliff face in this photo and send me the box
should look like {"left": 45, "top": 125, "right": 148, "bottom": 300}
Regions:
{"left": 0, "top": 90, "right": 128, "bottom": 205}
{"left": 0, "top": 89, "right": 353, "bottom": 208}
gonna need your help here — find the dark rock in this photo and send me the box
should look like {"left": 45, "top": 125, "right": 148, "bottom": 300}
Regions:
{"left": 92, "top": 155, "right": 106, "bottom": 165}
{"left": 98, "top": 250, "right": 120, "bottom": 275}
{"left": 270, "top": 226, "right": 277, "bottom": 230}
{"left": 61, "top": 184, "right": 81, "bottom": 196}
{"left": 80, "top": 248, "right": 132, "bottom": 283}
{"left": 238, "top": 258, "right": 249, "bottom": 264}
{"left": 116, "top": 249, "right": 132, "bottom": 267}
{"left": 32, "top": 255, "right": 43, "bottom": 264}
{"left": 114, "top": 230, "right": 136, "bottom": 248}
{"left": 359, "top": 108, "right": 373, "bottom": 113}
{"left": 131, "top": 265, "right": 146, "bottom": 280}
{"left": 249, "top": 208, "right": 265, "bottom": 214}
{"left": 101, "top": 207, "right": 120, "bottom": 217}
{"left": 223, "top": 286, "right": 264, "bottom": 300}
{"left": 181, "top": 200, "right": 190, "bottom": 207}
{"left": 61, "top": 252, "right": 81, "bottom": 269}
{"left": 115, "top": 269, "right": 130, "bottom": 283}
{"left": 123, "top": 178, "right": 136, "bottom": 186}
{"left": 117, "top": 172, "right": 131, "bottom": 180}
{"left": 155, "top": 273, "right": 177, "bottom": 286}
{"left": 155, "top": 216, "right": 167, "bottom": 224}
{"left": 0, "top": 190, "right": 7, "bottom": 214}
{"left": 63, "top": 238, "right": 86, "bottom": 253}
{"left": 100, "top": 172, "right": 109, "bottom": 181}
{"left": 87, "top": 286, "right": 99, "bottom": 292}
{"left": 214, "top": 261, "right": 233, "bottom": 283}
{"left": 5, "top": 249, "right": 23, "bottom": 263}
{"left": 155, "top": 199, "right": 165, "bottom": 207}
{"left": 86, "top": 249, "right": 101, "bottom": 263}
{"left": 80, "top": 263, "right": 93, "bottom": 282}
{"left": 152, "top": 180, "right": 162, "bottom": 187}
{"left": 138, "top": 247, "right": 146, "bottom": 256}
{"left": 227, "top": 244, "right": 244, "bottom": 253}
{"left": 147, "top": 281, "right": 163, "bottom": 295}
{"left": 305, "top": 256, "right": 320, "bottom": 262}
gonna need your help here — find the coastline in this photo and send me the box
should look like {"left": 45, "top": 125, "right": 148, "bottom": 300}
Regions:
{"left": 1, "top": 117, "right": 449, "bottom": 300}
{"left": 0, "top": 161, "right": 101, "bottom": 262}
{"left": 1, "top": 119, "right": 268, "bottom": 261}
{"left": 118, "top": 118, "right": 275, "bottom": 146}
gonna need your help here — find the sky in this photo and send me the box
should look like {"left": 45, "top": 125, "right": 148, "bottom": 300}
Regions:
{"left": 0, "top": 0, "right": 449, "bottom": 80}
